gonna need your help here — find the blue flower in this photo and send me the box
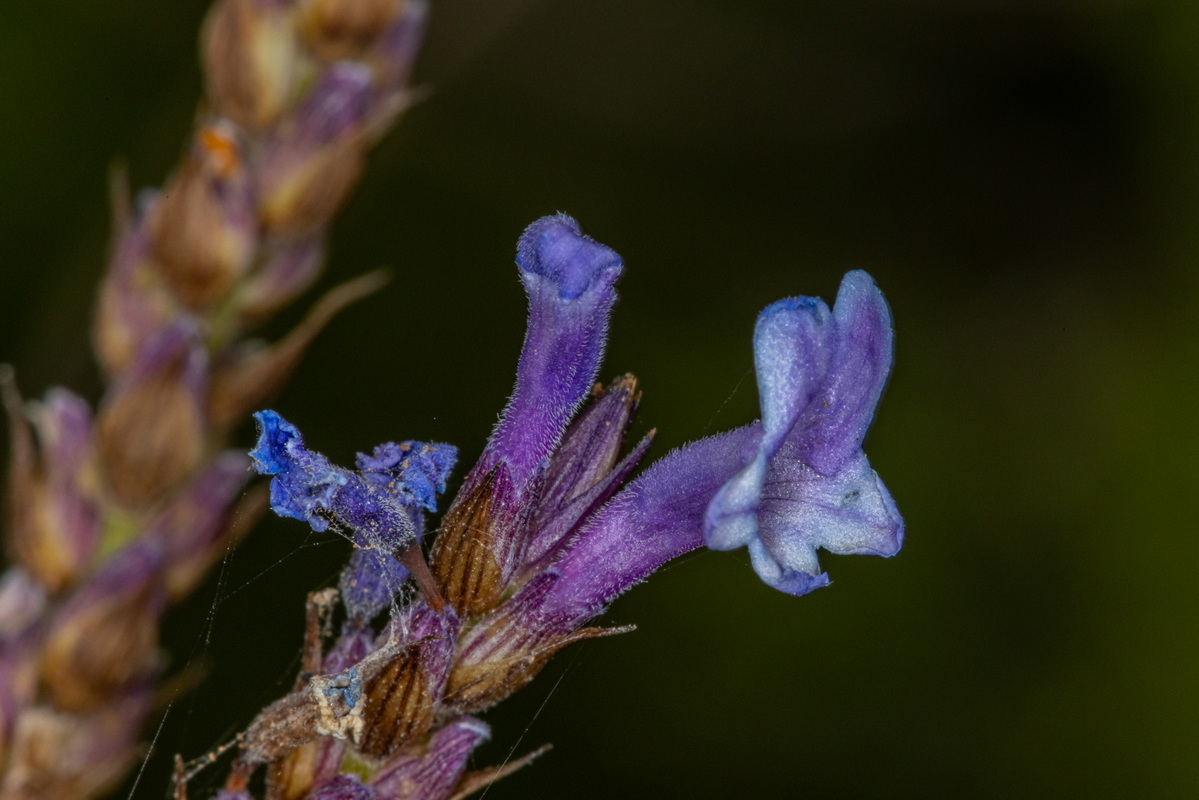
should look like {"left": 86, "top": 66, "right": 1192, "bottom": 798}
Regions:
{"left": 250, "top": 410, "right": 457, "bottom": 616}
{"left": 704, "top": 270, "right": 904, "bottom": 596}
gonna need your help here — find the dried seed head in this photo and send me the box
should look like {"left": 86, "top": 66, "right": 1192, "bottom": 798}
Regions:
{"left": 257, "top": 63, "right": 372, "bottom": 235}
{"left": 38, "top": 545, "right": 165, "bottom": 712}
{"left": 202, "top": 0, "right": 302, "bottom": 131}
{"left": 150, "top": 124, "right": 257, "bottom": 310}
{"left": 3, "top": 382, "right": 102, "bottom": 593}
{"left": 94, "top": 192, "right": 179, "bottom": 378}
{"left": 96, "top": 325, "right": 208, "bottom": 509}
{"left": 300, "top": 0, "right": 406, "bottom": 62}
{"left": 0, "top": 697, "right": 149, "bottom": 800}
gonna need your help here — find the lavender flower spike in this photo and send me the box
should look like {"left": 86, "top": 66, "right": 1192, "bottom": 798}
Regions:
{"left": 705, "top": 270, "right": 904, "bottom": 596}
{"left": 480, "top": 214, "right": 624, "bottom": 488}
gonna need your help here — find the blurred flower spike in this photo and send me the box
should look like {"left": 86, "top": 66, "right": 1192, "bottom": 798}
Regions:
{"left": 236, "top": 215, "right": 903, "bottom": 797}
{"left": 704, "top": 270, "right": 904, "bottom": 595}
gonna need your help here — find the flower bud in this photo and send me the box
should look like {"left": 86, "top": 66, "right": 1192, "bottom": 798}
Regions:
{"left": 203, "top": 0, "right": 302, "bottom": 131}
{"left": 236, "top": 234, "right": 325, "bottom": 323}
{"left": 96, "top": 324, "right": 208, "bottom": 509}
{"left": 522, "top": 375, "right": 652, "bottom": 572}
{"left": 93, "top": 189, "right": 179, "bottom": 378}
{"left": 300, "top": 0, "right": 405, "bottom": 62}
{"left": 370, "top": 716, "right": 489, "bottom": 800}
{"left": 257, "top": 63, "right": 373, "bottom": 235}
{"left": 39, "top": 543, "right": 165, "bottom": 712}
{"left": 3, "top": 378, "right": 102, "bottom": 593}
{"left": 0, "top": 696, "right": 150, "bottom": 800}
{"left": 150, "top": 123, "right": 257, "bottom": 310}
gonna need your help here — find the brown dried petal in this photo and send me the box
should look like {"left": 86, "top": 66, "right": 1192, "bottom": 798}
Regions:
{"left": 203, "top": 0, "right": 302, "bottom": 131}
{"left": 150, "top": 125, "right": 257, "bottom": 310}
{"left": 357, "top": 647, "right": 432, "bottom": 758}
{"left": 96, "top": 327, "right": 208, "bottom": 509}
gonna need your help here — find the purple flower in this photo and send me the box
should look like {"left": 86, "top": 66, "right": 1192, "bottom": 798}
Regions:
{"left": 704, "top": 270, "right": 904, "bottom": 595}
{"left": 478, "top": 214, "right": 623, "bottom": 491}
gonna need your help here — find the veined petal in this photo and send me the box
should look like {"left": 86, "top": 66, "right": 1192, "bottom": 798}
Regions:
{"left": 706, "top": 296, "right": 835, "bottom": 553}
{"left": 753, "top": 453, "right": 903, "bottom": 596}
{"left": 793, "top": 269, "right": 894, "bottom": 476}
{"left": 753, "top": 295, "right": 836, "bottom": 452}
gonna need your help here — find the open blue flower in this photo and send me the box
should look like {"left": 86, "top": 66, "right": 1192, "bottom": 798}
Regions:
{"left": 704, "top": 270, "right": 903, "bottom": 596}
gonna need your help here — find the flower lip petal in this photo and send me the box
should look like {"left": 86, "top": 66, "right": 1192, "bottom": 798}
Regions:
{"left": 797, "top": 269, "right": 894, "bottom": 477}
{"left": 753, "top": 294, "right": 835, "bottom": 451}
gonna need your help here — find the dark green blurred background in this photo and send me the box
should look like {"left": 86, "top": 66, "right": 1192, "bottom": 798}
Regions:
{"left": 2, "top": 0, "right": 1198, "bottom": 797}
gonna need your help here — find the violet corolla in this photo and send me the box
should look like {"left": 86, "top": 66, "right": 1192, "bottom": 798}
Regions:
{"left": 704, "top": 271, "right": 904, "bottom": 595}
{"left": 231, "top": 214, "right": 902, "bottom": 798}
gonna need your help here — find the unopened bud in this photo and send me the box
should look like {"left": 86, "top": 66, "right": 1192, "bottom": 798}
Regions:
{"left": 257, "top": 63, "right": 372, "bottom": 235}
{"left": 370, "top": 716, "right": 489, "bottom": 799}
{"left": 94, "top": 189, "right": 179, "bottom": 377}
{"left": 236, "top": 234, "right": 325, "bottom": 323}
{"left": 150, "top": 123, "right": 257, "bottom": 310}
{"left": 522, "top": 376, "right": 652, "bottom": 573}
{"left": 300, "top": 0, "right": 405, "bottom": 62}
{"left": 0, "top": 696, "right": 150, "bottom": 800}
{"left": 39, "top": 544, "right": 165, "bottom": 712}
{"left": 203, "top": 0, "right": 302, "bottom": 131}
{"left": 96, "top": 324, "right": 208, "bottom": 509}
{"left": 3, "top": 377, "right": 102, "bottom": 593}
